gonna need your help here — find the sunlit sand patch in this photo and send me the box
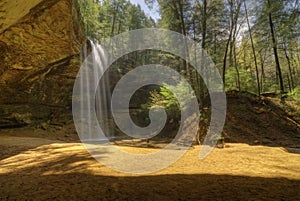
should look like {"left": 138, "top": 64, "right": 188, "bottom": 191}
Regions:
{"left": 0, "top": 136, "right": 299, "bottom": 180}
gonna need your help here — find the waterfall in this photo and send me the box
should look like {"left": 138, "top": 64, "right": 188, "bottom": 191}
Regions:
{"left": 77, "top": 39, "right": 113, "bottom": 142}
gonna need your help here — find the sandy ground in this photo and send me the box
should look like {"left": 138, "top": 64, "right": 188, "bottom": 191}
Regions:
{"left": 0, "top": 133, "right": 299, "bottom": 201}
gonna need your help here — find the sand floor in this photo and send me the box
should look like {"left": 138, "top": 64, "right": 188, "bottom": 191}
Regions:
{"left": 0, "top": 134, "right": 300, "bottom": 200}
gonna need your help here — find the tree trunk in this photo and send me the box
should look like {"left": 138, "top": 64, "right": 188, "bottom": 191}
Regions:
{"left": 267, "top": 0, "right": 284, "bottom": 94}
{"left": 222, "top": 25, "right": 232, "bottom": 87}
{"left": 110, "top": 1, "right": 119, "bottom": 37}
{"left": 192, "top": 18, "right": 200, "bottom": 101}
{"left": 178, "top": 0, "right": 195, "bottom": 90}
{"left": 284, "top": 43, "right": 294, "bottom": 90}
{"left": 223, "top": 0, "right": 240, "bottom": 89}
{"left": 244, "top": 0, "right": 260, "bottom": 96}
{"left": 199, "top": 0, "right": 207, "bottom": 100}
{"left": 232, "top": 1, "right": 242, "bottom": 91}
{"left": 287, "top": 73, "right": 292, "bottom": 93}
{"left": 233, "top": 41, "right": 241, "bottom": 91}
{"left": 259, "top": 50, "right": 266, "bottom": 92}
{"left": 290, "top": 50, "right": 299, "bottom": 86}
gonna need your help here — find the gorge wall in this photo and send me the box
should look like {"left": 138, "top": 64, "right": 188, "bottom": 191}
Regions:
{"left": 0, "top": 0, "right": 84, "bottom": 128}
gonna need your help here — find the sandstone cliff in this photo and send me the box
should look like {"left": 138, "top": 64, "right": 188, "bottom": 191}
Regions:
{"left": 0, "top": 0, "right": 83, "bottom": 128}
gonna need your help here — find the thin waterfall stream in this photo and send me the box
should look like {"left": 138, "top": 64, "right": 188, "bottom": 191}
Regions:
{"left": 77, "top": 39, "right": 113, "bottom": 142}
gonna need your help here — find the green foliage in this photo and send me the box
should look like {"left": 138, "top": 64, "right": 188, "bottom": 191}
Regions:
{"left": 76, "top": 0, "right": 101, "bottom": 39}
{"left": 225, "top": 67, "right": 239, "bottom": 91}
{"left": 289, "top": 87, "right": 300, "bottom": 104}
{"left": 147, "top": 81, "right": 196, "bottom": 121}
{"left": 148, "top": 87, "right": 180, "bottom": 121}
{"left": 76, "top": 0, "right": 300, "bottom": 101}
{"left": 226, "top": 67, "right": 259, "bottom": 94}
{"left": 77, "top": 0, "right": 155, "bottom": 41}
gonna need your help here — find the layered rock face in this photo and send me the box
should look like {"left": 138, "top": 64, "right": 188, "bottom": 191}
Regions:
{"left": 0, "top": 0, "right": 83, "bottom": 127}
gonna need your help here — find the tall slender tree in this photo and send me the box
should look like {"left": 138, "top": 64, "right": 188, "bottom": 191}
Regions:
{"left": 244, "top": 0, "right": 260, "bottom": 96}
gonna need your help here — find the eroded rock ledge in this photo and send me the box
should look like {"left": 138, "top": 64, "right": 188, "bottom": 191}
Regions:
{"left": 0, "top": 0, "right": 84, "bottom": 128}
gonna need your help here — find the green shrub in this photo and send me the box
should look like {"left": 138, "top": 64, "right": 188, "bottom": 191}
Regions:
{"left": 146, "top": 81, "right": 196, "bottom": 121}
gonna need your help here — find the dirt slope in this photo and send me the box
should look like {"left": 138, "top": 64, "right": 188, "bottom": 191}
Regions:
{"left": 224, "top": 91, "right": 300, "bottom": 148}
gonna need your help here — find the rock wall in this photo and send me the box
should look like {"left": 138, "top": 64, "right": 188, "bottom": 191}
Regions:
{"left": 0, "top": 0, "right": 84, "bottom": 128}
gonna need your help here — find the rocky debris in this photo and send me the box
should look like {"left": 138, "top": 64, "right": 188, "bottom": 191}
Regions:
{"left": 0, "top": 112, "right": 32, "bottom": 128}
{"left": 0, "top": 103, "right": 73, "bottom": 128}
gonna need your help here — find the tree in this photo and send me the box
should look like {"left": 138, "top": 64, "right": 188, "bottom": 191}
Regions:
{"left": 267, "top": 0, "right": 285, "bottom": 95}
{"left": 244, "top": 0, "right": 260, "bottom": 96}
{"left": 222, "top": 0, "right": 242, "bottom": 87}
